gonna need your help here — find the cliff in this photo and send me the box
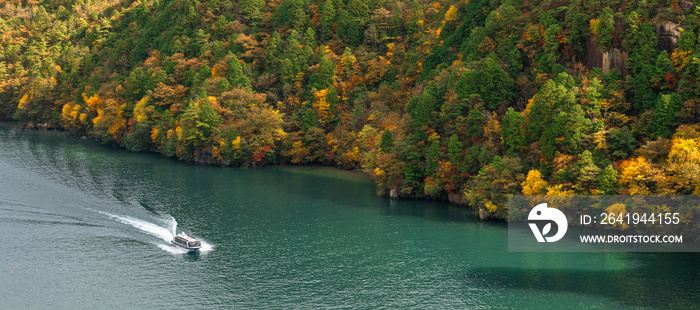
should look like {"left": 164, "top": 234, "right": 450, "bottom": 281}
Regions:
{"left": 655, "top": 22, "right": 681, "bottom": 53}
{"left": 584, "top": 21, "right": 682, "bottom": 77}
{"left": 584, "top": 39, "right": 628, "bottom": 77}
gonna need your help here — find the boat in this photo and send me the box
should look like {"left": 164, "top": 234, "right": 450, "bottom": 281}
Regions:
{"left": 171, "top": 231, "right": 202, "bottom": 252}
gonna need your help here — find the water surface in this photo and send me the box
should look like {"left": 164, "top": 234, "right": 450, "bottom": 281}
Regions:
{"left": 0, "top": 123, "right": 698, "bottom": 309}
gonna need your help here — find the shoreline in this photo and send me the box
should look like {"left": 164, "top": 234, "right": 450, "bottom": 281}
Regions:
{"left": 2, "top": 120, "right": 482, "bottom": 216}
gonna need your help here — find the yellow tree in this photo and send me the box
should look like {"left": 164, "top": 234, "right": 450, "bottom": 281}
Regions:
{"left": 444, "top": 5, "right": 459, "bottom": 23}
{"left": 133, "top": 97, "right": 155, "bottom": 123}
{"left": 668, "top": 136, "right": 700, "bottom": 165}
{"left": 618, "top": 157, "right": 665, "bottom": 194}
{"left": 521, "top": 169, "right": 548, "bottom": 195}
{"left": 312, "top": 88, "right": 332, "bottom": 125}
{"left": 83, "top": 91, "right": 101, "bottom": 112}
{"left": 666, "top": 128, "right": 700, "bottom": 194}
{"left": 92, "top": 98, "right": 127, "bottom": 143}
{"left": 61, "top": 101, "right": 83, "bottom": 129}
{"left": 282, "top": 133, "right": 310, "bottom": 164}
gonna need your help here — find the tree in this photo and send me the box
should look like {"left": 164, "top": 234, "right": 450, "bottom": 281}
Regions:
{"left": 541, "top": 24, "right": 562, "bottom": 73}
{"left": 92, "top": 98, "right": 127, "bottom": 145}
{"left": 540, "top": 104, "right": 590, "bottom": 159}
{"left": 522, "top": 169, "right": 548, "bottom": 195}
{"left": 595, "top": 7, "right": 615, "bottom": 50}
{"left": 124, "top": 67, "right": 157, "bottom": 103}
{"left": 280, "top": 58, "right": 295, "bottom": 86}
{"left": 226, "top": 54, "right": 251, "bottom": 89}
{"left": 125, "top": 120, "right": 155, "bottom": 152}
{"left": 456, "top": 56, "right": 515, "bottom": 110}
{"left": 195, "top": 29, "right": 211, "bottom": 56}
{"left": 238, "top": 103, "right": 287, "bottom": 164}
{"left": 180, "top": 99, "right": 222, "bottom": 150}
{"left": 308, "top": 56, "right": 335, "bottom": 92}
{"left": 379, "top": 129, "right": 394, "bottom": 153}
{"left": 265, "top": 32, "right": 282, "bottom": 70}
{"left": 407, "top": 89, "right": 437, "bottom": 129}
{"left": 25, "top": 36, "right": 48, "bottom": 77}
{"left": 447, "top": 134, "right": 463, "bottom": 168}
{"left": 320, "top": 0, "right": 337, "bottom": 39}
{"left": 607, "top": 126, "right": 638, "bottom": 160}
{"left": 668, "top": 136, "right": 700, "bottom": 165}
{"left": 240, "top": 0, "right": 265, "bottom": 24}
{"left": 618, "top": 157, "right": 664, "bottom": 195}
{"left": 574, "top": 150, "right": 601, "bottom": 193}
{"left": 625, "top": 22, "right": 658, "bottom": 75}
{"left": 312, "top": 89, "right": 333, "bottom": 125}
{"left": 598, "top": 164, "right": 619, "bottom": 195}
{"left": 465, "top": 106, "right": 486, "bottom": 139}
{"left": 337, "top": 0, "right": 370, "bottom": 46}
{"left": 501, "top": 107, "right": 526, "bottom": 156}
{"left": 565, "top": 0, "right": 591, "bottom": 54}
{"left": 466, "top": 156, "right": 524, "bottom": 219}
{"left": 285, "top": 30, "right": 307, "bottom": 73}
{"left": 405, "top": 0, "right": 423, "bottom": 36}
{"left": 525, "top": 74, "right": 589, "bottom": 159}
{"left": 665, "top": 129, "right": 700, "bottom": 194}
{"left": 303, "top": 28, "right": 317, "bottom": 49}
{"left": 291, "top": 0, "right": 308, "bottom": 29}
{"left": 425, "top": 137, "right": 441, "bottom": 176}
{"left": 653, "top": 94, "right": 682, "bottom": 138}
{"left": 301, "top": 108, "right": 318, "bottom": 132}
{"left": 216, "top": 78, "right": 231, "bottom": 95}
{"left": 629, "top": 65, "right": 658, "bottom": 111}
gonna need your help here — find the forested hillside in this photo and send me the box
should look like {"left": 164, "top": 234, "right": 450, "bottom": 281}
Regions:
{"left": 3, "top": 0, "right": 700, "bottom": 219}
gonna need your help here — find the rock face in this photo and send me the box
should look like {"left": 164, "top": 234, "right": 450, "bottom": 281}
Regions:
{"left": 389, "top": 188, "right": 399, "bottom": 199}
{"left": 448, "top": 191, "right": 466, "bottom": 205}
{"left": 478, "top": 208, "right": 488, "bottom": 220}
{"left": 655, "top": 22, "right": 680, "bottom": 53}
{"left": 194, "top": 148, "right": 213, "bottom": 164}
{"left": 584, "top": 39, "right": 629, "bottom": 77}
{"left": 583, "top": 22, "right": 683, "bottom": 78}
{"left": 680, "top": 0, "right": 695, "bottom": 9}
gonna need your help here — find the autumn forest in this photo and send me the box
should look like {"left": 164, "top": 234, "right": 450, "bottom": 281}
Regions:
{"left": 3, "top": 0, "right": 700, "bottom": 219}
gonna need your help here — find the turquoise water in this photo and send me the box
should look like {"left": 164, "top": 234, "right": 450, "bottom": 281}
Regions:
{"left": 0, "top": 123, "right": 698, "bottom": 309}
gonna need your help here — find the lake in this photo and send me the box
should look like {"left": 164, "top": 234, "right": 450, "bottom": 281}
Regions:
{"left": 0, "top": 123, "right": 698, "bottom": 309}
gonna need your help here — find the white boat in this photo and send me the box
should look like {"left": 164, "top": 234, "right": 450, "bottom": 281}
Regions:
{"left": 171, "top": 231, "right": 202, "bottom": 252}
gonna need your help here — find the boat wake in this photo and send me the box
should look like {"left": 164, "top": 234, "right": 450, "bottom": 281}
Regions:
{"left": 156, "top": 240, "right": 214, "bottom": 254}
{"left": 99, "top": 211, "right": 213, "bottom": 254}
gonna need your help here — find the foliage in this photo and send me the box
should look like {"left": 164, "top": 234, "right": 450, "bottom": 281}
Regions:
{"left": 2, "top": 0, "right": 700, "bottom": 221}
{"left": 522, "top": 169, "right": 548, "bottom": 195}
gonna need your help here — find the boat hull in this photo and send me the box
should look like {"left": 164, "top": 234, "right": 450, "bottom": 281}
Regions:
{"left": 171, "top": 241, "right": 201, "bottom": 252}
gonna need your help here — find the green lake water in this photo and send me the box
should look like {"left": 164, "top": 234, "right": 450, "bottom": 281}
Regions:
{"left": 0, "top": 123, "right": 698, "bottom": 309}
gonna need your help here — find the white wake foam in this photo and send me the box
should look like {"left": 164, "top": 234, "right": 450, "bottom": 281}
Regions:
{"left": 156, "top": 243, "right": 188, "bottom": 254}
{"left": 100, "top": 211, "right": 174, "bottom": 242}
{"left": 199, "top": 240, "right": 214, "bottom": 252}
{"left": 100, "top": 211, "right": 213, "bottom": 254}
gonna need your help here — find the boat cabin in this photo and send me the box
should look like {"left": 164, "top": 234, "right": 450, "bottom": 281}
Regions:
{"left": 173, "top": 232, "right": 201, "bottom": 248}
